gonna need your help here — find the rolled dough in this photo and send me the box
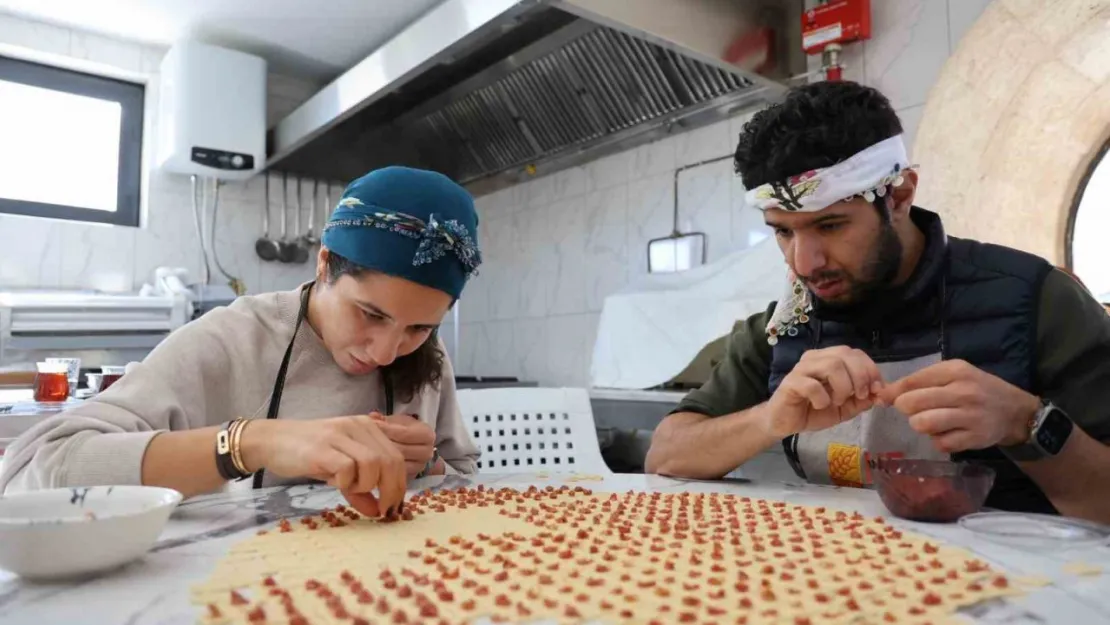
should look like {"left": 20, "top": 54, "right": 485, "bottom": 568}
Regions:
{"left": 191, "top": 485, "right": 1019, "bottom": 624}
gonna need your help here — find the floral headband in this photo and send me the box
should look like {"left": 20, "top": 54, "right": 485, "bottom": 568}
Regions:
{"left": 324, "top": 197, "right": 482, "bottom": 278}
{"left": 744, "top": 135, "right": 913, "bottom": 345}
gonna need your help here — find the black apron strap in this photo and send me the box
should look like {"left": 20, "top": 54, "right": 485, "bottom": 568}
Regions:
{"left": 252, "top": 283, "right": 313, "bottom": 489}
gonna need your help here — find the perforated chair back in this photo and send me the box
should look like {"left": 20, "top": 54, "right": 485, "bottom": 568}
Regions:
{"left": 455, "top": 387, "right": 609, "bottom": 475}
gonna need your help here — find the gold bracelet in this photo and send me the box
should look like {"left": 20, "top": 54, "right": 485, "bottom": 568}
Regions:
{"left": 229, "top": 418, "right": 249, "bottom": 476}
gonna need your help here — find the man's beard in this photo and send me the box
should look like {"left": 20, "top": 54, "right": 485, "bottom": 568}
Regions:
{"left": 802, "top": 219, "right": 903, "bottom": 309}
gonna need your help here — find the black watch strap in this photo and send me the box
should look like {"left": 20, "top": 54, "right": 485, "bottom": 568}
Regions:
{"left": 215, "top": 420, "right": 250, "bottom": 481}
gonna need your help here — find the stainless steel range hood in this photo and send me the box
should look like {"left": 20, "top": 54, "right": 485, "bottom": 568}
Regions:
{"left": 267, "top": 0, "right": 804, "bottom": 194}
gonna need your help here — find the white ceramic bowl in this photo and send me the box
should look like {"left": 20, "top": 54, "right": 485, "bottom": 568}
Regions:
{"left": 0, "top": 485, "right": 182, "bottom": 580}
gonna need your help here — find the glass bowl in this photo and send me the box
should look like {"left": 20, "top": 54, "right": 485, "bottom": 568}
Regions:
{"left": 873, "top": 459, "right": 995, "bottom": 523}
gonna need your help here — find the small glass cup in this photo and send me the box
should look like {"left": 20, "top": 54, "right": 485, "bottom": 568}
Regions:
{"left": 99, "top": 366, "right": 126, "bottom": 392}
{"left": 45, "top": 357, "right": 80, "bottom": 397}
{"left": 34, "top": 362, "right": 71, "bottom": 403}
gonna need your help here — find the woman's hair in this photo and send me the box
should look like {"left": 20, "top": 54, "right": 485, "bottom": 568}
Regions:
{"left": 325, "top": 251, "right": 445, "bottom": 403}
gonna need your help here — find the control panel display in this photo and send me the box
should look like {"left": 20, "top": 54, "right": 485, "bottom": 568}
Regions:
{"left": 191, "top": 147, "right": 254, "bottom": 171}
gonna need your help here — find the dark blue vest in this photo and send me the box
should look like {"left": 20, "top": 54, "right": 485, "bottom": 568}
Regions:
{"left": 768, "top": 208, "right": 1055, "bottom": 513}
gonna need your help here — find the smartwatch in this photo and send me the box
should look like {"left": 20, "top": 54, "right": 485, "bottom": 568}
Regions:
{"left": 1001, "top": 399, "right": 1074, "bottom": 462}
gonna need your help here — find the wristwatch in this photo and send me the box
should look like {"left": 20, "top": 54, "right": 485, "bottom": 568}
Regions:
{"left": 1001, "top": 399, "right": 1074, "bottom": 462}
{"left": 416, "top": 447, "right": 440, "bottom": 479}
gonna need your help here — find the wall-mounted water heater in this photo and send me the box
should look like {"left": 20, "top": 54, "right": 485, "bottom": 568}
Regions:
{"left": 156, "top": 41, "right": 266, "bottom": 181}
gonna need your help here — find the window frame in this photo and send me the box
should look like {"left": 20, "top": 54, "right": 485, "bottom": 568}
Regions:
{"left": 0, "top": 54, "right": 144, "bottom": 227}
{"left": 1065, "top": 135, "right": 1110, "bottom": 271}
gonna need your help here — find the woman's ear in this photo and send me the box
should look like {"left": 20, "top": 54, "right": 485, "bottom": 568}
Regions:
{"left": 316, "top": 247, "right": 330, "bottom": 283}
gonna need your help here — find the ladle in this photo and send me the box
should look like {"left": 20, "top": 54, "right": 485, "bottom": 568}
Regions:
{"left": 254, "top": 171, "right": 279, "bottom": 261}
{"left": 276, "top": 172, "right": 298, "bottom": 263}
{"left": 290, "top": 177, "right": 310, "bottom": 264}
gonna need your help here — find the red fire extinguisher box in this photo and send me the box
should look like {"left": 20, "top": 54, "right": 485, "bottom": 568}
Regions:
{"left": 802, "top": 0, "right": 872, "bottom": 54}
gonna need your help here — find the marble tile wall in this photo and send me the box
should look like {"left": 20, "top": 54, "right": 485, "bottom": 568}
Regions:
{"left": 0, "top": 3, "right": 1002, "bottom": 385}
{"left": 0, "top": 12, "right": 323, "bottom": 296}
{"left": 457, "top": 0, "right": 998, "bottom": 387}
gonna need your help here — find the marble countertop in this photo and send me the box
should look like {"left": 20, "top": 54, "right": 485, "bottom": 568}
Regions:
{"left": 588, "top": 388, "right": 688, "bottom": 403}
{"left": 2, "top": 473, "right": 1109, "bottom": 624}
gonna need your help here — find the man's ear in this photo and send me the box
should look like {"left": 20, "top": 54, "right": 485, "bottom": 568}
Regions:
{"left": 890, "top": 168, "right": 918, "bottom": 217}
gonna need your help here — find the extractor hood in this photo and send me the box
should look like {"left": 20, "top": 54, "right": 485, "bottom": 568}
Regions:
{"left": 266, "top": 0, "right": 805, "bottom": 194}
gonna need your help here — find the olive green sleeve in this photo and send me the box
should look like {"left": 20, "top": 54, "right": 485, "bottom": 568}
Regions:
{"left": 1035, "top": 269, "right": 1110, "bottom": 442}
{"left": 672, "top": 303, "right": 775, "bottom": 417}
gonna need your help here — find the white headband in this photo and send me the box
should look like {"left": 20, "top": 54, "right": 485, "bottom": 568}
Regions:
{"left": 745, "top": 135, "right": 911, "bottom": 213}
{"left": 750, "top": 135, "right": 914, "bottom": 345}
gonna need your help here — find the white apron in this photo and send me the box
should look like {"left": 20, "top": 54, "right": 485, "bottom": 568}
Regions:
{"left": 793, "top": 352, "right": 948, "bottom": 487}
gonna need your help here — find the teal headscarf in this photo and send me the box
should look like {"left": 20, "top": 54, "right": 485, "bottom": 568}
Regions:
{"left": 321, "top": 167, "right": 481, "bottom": 299}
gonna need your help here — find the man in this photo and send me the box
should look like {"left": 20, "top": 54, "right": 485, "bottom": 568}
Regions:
{"left": 645, "top": 81, "right": 1110, "bottom": 523}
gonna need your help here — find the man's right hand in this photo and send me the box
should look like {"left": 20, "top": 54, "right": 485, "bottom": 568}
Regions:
{"left": 241, "top": 415, "right": 407, "bottom": 518}
{"left": 762, "top": 346, "right": 885, "bottom": 438}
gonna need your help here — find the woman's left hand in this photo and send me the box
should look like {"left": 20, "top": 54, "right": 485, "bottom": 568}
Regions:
{"left": 369, "top": 412, "right": 436, "bottom": 478}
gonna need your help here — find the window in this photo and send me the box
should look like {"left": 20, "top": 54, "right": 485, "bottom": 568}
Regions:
{"left": 0, "top": 55, "right": 143, "bottom": 226}
{"left": 648, "top": 233, "right": 706, "bottom": 273}
{"left": 1068, "top": 139, "right": 1110, "bottom": 305}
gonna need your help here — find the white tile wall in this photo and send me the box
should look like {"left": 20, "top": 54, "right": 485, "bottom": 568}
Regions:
{"left": 0, "top": 12, "right": 323, "bottom": 296}
{"left": 0, "top": 2, "right": 997, "bottom": 386}
{"left": 459, "top": 0, "right": 995, "bottom": 387}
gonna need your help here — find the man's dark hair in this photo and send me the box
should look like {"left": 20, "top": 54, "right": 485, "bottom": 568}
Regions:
{"left": 733, "top": 81, "right": 903, "bottom": 189}
{"left": 325, "top": 251, "right": 445, "bottom": 403}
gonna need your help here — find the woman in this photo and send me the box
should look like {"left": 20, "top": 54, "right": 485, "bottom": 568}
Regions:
{"left": 0, "top": 166, "right": 482, "bottom": 518}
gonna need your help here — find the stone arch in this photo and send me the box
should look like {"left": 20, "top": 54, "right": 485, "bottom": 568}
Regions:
{"left": 913, "top": 0, "right": 1110, "bottom": 264}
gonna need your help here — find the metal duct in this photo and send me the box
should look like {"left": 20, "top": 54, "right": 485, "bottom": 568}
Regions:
{"left": 267, "top": 0, "right": 805, "bottom": 193}
{"left": 404, "top": 25, "right": 751, "bottom": 184}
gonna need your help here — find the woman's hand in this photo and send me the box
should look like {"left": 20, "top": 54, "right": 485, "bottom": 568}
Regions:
{"left": 241, "top": 416, "right": 407, "bottom": 518}
{"left": 369, "top": 412, "right": 437, "bottom": 479}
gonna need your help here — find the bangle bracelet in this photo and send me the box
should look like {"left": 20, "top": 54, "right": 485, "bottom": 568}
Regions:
{"left": 230, "top": 419, "right": 249, "bottom": 476}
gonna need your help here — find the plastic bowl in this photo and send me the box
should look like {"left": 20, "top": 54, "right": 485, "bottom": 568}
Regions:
{"left": 873, "top": 459, "right": 995, "bottom": 523}
{"left": 0, "top": 486, "right": 182, "bottom": 580}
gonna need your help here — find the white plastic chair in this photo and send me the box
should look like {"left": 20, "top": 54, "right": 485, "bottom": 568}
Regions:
{"left": 455, "top": 387, "right": 610, "bottom": 475}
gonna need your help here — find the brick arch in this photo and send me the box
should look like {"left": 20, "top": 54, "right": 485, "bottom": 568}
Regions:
{"left": 913, "top": 0, "right": 1110, "bottom": 264}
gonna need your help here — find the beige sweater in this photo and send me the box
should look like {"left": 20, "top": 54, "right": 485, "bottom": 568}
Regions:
{"left": 0, "top": 288, "right": 480, "bottom": 493}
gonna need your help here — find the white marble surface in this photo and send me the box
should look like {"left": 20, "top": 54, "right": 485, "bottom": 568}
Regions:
{"left": 2, "top": 472, "right": 1109, "bottom": 625}
{"left": 587, "top": 388, "right": 686, "bottom": 403}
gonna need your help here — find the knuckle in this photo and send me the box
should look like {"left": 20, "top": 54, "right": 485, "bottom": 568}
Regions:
{"left": 338, "top": 455, "right": 356, "bottom": 473}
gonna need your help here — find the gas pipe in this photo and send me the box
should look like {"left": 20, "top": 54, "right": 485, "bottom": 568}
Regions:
{"left": 801, "top": 0, "right": 871, "bottom": 81}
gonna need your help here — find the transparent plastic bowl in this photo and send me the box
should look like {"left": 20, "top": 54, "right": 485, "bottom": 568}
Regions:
{"left": 874, "top": 459, "right": 995, "bottom": 523}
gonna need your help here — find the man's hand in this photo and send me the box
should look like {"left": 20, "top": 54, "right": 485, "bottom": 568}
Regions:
{"left": 877, "top": 359, "right": 1039, "bottom": 453}
{"left": 764, "top": 346, "right": 885, "bottom": 438}
{"left": 369, "top": 412, "right": 437, "bottom": 478}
